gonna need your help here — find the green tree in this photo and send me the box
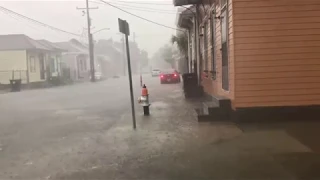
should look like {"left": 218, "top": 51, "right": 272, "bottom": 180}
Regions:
{"left": 161, "top": 45, "right": 174, "bottom": 67}
{"left": 171, "top": 33, "right": 189, "bottom": 73}
{"left": 171, "top": 33, "right": 188, "bottom": 58}
{"left": 140, "top": 50, "right": 149, "bottom": 67}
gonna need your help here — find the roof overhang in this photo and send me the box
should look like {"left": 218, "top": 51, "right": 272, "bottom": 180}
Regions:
{"left": 177, "top": 9, "right": 194, "bottom": 29}
{"left": 173, "top": 0, "right": 201, "bottom": 6}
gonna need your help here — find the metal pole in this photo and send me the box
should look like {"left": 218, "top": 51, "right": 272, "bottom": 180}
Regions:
{"left": 122, "top": 35, "right": 126, "bottom": 76}
{"left": 86, "top": 0, "right": 95, "bottom": 82}
{"left": 125, "top": 34, "right": 136, "bottom": 129}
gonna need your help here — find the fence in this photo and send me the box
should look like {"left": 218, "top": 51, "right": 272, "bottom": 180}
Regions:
{"left": 0, "top": 70, "right": 28, "bottom": 85}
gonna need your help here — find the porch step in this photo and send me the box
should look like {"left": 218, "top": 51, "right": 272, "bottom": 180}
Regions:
{"left": 194, "top": 95, "right": 232, "bottom": 122}
{"left": 203, "top": 101, "right": 219, "bottom": 109}
{"left": 195, "top": 108, "right": 212, "bottom": 122}
{"left": 208, "top": 107, "right": 231, "bottom": 121}
{"left": 212, "top": 95, "right": 231, "bottom": 109}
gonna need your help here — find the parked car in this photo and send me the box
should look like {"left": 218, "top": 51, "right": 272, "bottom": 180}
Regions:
{"left": 160, "top": 69, "right": 180, "bottom": 84}
{"left": 151, "top": 69, "right": 161, "bottom": 77}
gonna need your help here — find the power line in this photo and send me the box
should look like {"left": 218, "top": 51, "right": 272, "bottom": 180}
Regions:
{"left": 90, "top": 1, "right": 179, "bottom": 14}
{"left": 91, "top": 0, "right": 176, "bottom": 12}
{"left": 98, "top": 0, "right": 184, "bottom": 32}
{"left": 0, "top": 6, "right": 82, "bottom": 37}
{"left": 0, "top": 10, "right": 64, "bottom": 40}
{"left": 108, "top": 0, "right": 172, "bottom": 5}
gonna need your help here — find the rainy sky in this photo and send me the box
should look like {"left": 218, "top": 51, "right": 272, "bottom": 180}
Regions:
{"left": 0, "top": 0, "right": 179, "bottom": 55}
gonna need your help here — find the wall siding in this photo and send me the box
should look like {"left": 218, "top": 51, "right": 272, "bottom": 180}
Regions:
{"left": 27, "top": 51, "right": 46, "bottom": 83}
{"left": 233, "top": 0, "right": 320, "bottom": 108}
{"left": 0, "top": 50, "right": 27, "bottom": 84}
{"left": 199, "top": 0, "right": 235, "bottom": 104}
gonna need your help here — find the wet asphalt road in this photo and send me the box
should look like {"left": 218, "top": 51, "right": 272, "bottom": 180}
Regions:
{"left": 2, "top": 75, "right": 319, "bottom": 180}
{"left": 0, "top": 75, "right": 198, "bottom": 179}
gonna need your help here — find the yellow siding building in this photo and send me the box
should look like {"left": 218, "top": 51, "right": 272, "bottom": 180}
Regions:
{"left": 0, "top": 34, "right": 54, "bottom": 85}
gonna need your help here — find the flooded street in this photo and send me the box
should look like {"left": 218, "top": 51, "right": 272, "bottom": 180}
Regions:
{"left": 1, "top": 75, "right": 320, "bottom": 180}
{"left": 0, "top": 75, "right": 205, "bottom": 179}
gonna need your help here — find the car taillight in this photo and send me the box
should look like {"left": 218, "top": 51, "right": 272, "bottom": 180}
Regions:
{"left": 174, "top": 74, "right": 177, "bottom": 77}
{"left": 160, "top": 75, "right": 164, "bottom": 78}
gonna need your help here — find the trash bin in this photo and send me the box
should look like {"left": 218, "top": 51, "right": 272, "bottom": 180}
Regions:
{"left": 10, "top": 79, "right": 22, "bottom": 92}
{"left": 182, "top": 73, "right": 197, "bottom": 91}
{"left": 182, "top": 73, "right": 203, "bottom": 98}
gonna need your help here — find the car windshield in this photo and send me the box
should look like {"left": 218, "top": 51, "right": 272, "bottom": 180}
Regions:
{"left": 162, "top": 69, "right": 176, "bottom": 74}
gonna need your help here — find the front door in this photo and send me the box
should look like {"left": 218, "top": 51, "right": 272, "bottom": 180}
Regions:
{"left": 221, "top": 10, "right": 229, "bottom": 91}
{"left": 39, "top": 54, "right": 45, "bottom": 80}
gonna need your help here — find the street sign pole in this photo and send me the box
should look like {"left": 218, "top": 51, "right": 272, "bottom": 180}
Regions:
{"left": 125, "top": 34, "right": 136, "bottom": 129}
{"left": 118, "top": 18, "right": 136, "bottom": 129}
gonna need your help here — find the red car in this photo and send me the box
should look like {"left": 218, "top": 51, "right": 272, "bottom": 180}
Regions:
{"left": 160, "top": 69, "right": 181, "bottom": 84}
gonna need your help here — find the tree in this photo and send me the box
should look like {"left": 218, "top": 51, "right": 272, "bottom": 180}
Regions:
{"left": 171, "top": 33, "right": 189, "bottom": 73}
{"left": 161, "top": 45, "right": 174, "bottom": 67}
{"left": 171, "top": 33, "right": 188, "bottom": 58}
{"left": 140, "top": 50, "right": 149, "bottom": 67}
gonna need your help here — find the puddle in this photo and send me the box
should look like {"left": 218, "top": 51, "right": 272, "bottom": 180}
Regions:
{"left": 76, "top": 116, "right": 100, "bottom": 121}
{"left": 151, "top": 101, "right": 169, "bottom": 109}
{"left": 168, "top": 93, "right": 181, "bottom": 99}
{"left": 55, "top": 109, "right": 84, "bottom": 115}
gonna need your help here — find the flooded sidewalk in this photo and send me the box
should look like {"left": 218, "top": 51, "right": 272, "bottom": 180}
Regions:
{"left": 55, "top": 85, "right": 320, "bottom": 180}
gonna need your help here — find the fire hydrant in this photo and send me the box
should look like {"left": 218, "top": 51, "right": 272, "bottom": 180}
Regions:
{"left": 138, "top": 84, "right": 150, "bottom": 116}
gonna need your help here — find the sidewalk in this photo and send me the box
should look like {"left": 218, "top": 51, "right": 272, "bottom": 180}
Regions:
{"left": 54, "top": 85, "right": 320, "bottom": 180}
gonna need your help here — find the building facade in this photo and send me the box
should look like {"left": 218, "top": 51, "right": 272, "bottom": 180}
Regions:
{"left": 175, "top": 0, "right": 320, "bottom": 118}
{"left": 55, "top": 40, "right": 90, "bottom": 81}
{"left": 0, "top": 34, "right": 54, "bottom": 85}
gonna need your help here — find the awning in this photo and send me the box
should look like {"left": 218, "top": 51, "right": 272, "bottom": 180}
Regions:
{"left": 173, "top": 0, "right": 201, "bottom": 6}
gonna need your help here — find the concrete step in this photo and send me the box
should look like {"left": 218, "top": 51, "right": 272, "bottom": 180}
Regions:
{"left": 202, "top": 101, "right": 219, "bottom": 110}
{"left": 208, "top": 107, "right": 231, "bottom": 121}
{"left": 211, "top": 95, "right": 231, "bottom": 109}
{"left": 195, "top": 108, "right": 212, "bottom": 122}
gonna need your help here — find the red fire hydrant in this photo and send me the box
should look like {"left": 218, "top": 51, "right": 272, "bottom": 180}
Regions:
{"left": 138, "top": 84, "right": 150, "bottom": 116}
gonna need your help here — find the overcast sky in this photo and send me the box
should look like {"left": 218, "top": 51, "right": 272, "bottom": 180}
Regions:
{"left": 0, "top": 0, "right": 179, "bottom": 55}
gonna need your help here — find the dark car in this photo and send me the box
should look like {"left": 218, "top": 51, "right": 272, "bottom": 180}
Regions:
{"left": 160, "top": 69, "right": 181, "bottom": 84}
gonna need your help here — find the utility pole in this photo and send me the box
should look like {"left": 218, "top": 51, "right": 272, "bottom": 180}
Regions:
{"left": 77, "top": 0, "right": 98, "bottom": 82}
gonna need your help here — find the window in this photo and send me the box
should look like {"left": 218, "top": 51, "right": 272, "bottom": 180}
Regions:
{"left": 203, "top": 21, "right": 208, "bottom": 70}
{"left": 221, "top": 9, "right": 229, "bottom": 90}
{"left": 220, "top": 0, "right": 227, "bottom": 8}
{"left": 79, "top": 59, "right": 86, "bottom": 71}
{"left": 83, "top": 59, "right": 87, "bottom": 70}
{"left": 29, "top": 56, "right": 36, "bottom": 72}
{"left": 56, "top": 56, "right": 61, "bottom": 73}
{"left": 211, "top": 10, "right": 216, "bottom": 79}
{"left": 50, "top": 58, "right": 56, "bottom": 72}
{"left": 80, "top": 59, "right": 83, "bottom": 71}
